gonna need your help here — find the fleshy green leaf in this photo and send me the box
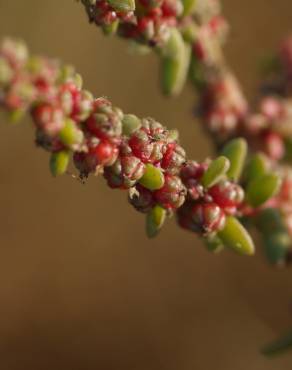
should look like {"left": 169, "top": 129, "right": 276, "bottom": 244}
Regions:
{"left": 263, "top": 232, "right": 291, "bottom": 265}
{"left": 262, "top": 331, "right": 292, "bottom": 356}
{"left": 122, "top": 114, "right": 141, "bottom": 136}
{"left": 58, "top": 64, "right": 75, "bottom": 84}
{"left": 139, "top": 164, "right": 165, "bottom": 191}
{"left": 74, "top": 73, "right": 83, "bottom": 90}
{"left": 146, "top": 205, "right": 167, "bottom": 238}
{"left": 256, "top": 208, "right": 286, "bottom": 235}
{"left": 128, "top": 41, "right": 151, "bottom": 55}
{"left": 218, "top": 216, "right": 255, "bottom": 255}
{"left": 167, "top": 129, "right": 179, "bottom": 142}
{"left": 108, "top": 0, "right": 135, "bottom": 12}
{"left": 246, "top": 173, "right": 281, "bottom": 207}
{"left": 201, "top": 156, "right": 230, "bottom": 188}
{"left": 181, "top": 0, "right": 197, "bottom": 16}
{"left": 0, "top": 57, "right": 13, "bottom": 84}
{"left": 205, "top": 235, "right": 224, "bottom": 254}
{"left": 189, "top": 56, "right": 206, "bottom": 90}
{"left": 161, "top": 29, "right": 191, "bottom": 96}
{"left": 59, "top": 118, "right": 83, "bottom": 148}
{"left": 50, "top": 151, "right": 70, "bottom": 177}
{"left": 221, "top": 138, "right": 247, "bottom": 181}
{"left": 256, "top": 209, "right": 291, "bottom": 265}
{"left": 161, "top": 28, "right": 185, "bottom": 59}
{"left": 8, "top": 109, "right": 25, "bottom": 124}
{"left": 102, "top": 19, "right": 119, "bottom": 35}
{"left": 244, "top": 153, "right": 268, "bottom": 183}
{"left": 181, "top": 23, "right": 197, "bottom": 43}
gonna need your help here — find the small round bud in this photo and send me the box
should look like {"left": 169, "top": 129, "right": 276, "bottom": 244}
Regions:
{"left": 191, "top": 202, "right": 226, "bottom": 234}
{"left": 104, "top": 155, "right": 145, "bottom": 188}
{"left": 154, "top": 174, "right": 186, "bottom": 209}
{"left": 208, "top": 180, "right": 244, "bottom": 214}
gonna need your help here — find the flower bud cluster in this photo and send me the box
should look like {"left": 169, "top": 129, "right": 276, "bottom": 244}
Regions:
{"left": 199, "top": 72, "right": 248, "bottom": 139}
{"left": 243, "top": 97, "right": 292, "bottom": 161}
{"left": 82, "top": 0, "right": 183, "bottom": 46}
{"left": 195, "top": 36, "right": 292, "bottom": 164}
{"left": 0, "top": 38, "right": 60, "bottom": 115}
{"left": 177, "top": 161, "right": 244, "bottom": 235}
{"left": 0, "top": 37, "right": 248, "bottom": 239}
{"left": 81, "top": 0, "right": 229, "bottom": 51}
{"left": 80, "top": 1, "right": 292, "bottom": 262}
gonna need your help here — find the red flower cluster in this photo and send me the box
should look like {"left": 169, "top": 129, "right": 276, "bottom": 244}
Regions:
{"left": 80, "top": 1, "right": 292, "bottom": 264}
{"left": 195, "top": 31, "right": 292, "bottom": 164}
{"left": 177, "top": 161, "right": 244, "bottom": 234}
{"left": 1, "top": 37, "right": 248, "bottom": 239}
{"left": 81, "top": 0, "right": 229, "bottom": 50}
{"left": 199, "top": 72, "right": 248, "bottom": 139}
{"left": 243, "top": 97, "right": 292, "bottom": 161}
{"left": 0, "top": 38, "right": 60, "bottom": 114}
{"left": 82, "top": 0, "right": 183, "bottom": 46}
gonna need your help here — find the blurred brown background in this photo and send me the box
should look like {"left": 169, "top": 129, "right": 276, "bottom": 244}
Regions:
{"left": 0, "top": 1, "right": 292, "bottom": 369}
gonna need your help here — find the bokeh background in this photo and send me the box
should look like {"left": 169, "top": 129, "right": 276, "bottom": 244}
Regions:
{"left": 0, "top": 1, "right": 292, "bottom": 369}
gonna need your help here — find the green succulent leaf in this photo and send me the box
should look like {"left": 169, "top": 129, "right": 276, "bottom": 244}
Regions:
{"left": 122, "top": 114, "right": 141, "bottom": 136}
{"left": 0, "top": 57, "right": 13, "bottom": 84}
{"left": 201, "top": 156, "right": 230, "bottom": 188}
{"left": 205, "top": 235, "right": 224, "bottom": 254}
{"left": 262, "top": 331, "right": 292, "bottom": 356}
{"left": 221, "top": 138, "right": 247, "bottom": 181}
{"left": 189, "top": 56, "right": 206, "bottom": 90}
{"left": 181, "top": 0, "right": 197, "bottom": 16}
{"left": 246, "top": 173, "right": 281, "bottom": 207}
{"left": 218, "top": 216, "right": 255, "bottom": 256}
{"left": 256, "top": 208, "right": 286, "bottom": 235}
{"left": 146, "top": 205, "right": 167, "bottom": 238}
{"left": 50, "top": 150, "right": 70, "bottom": 177}
{"left": 262, "top": 232, "right": 291, "bottom": 265}
{"left": 59, "top": 118, "right": 83, "bottom": 148}
{"left": 256, "top": 209, "right": 291, "bottom": 265}
{"left": 8, "top": 109, "right": 25, "bottom": 124}
{"left": 162, "top": 28, "right": 185, "bottom": 59}
{"left": 161, "top": 29, "right": 191, "bottom": 96}
{"left": 102, "top": 19, "right": 119, "bottom": 35}
{"left": 244, "top": 152, "right": 268, "bottom": 183}
{"left": 181, "top": 23, "right": 197, "bottom": 43}
{"left": 139, "top": 164, "right": 165, "bottom": 191}
{"left": 108, "top": 0, "right": 135, "bottom": 12}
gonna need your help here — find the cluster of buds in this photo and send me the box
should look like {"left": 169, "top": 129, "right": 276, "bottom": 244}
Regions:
{"left": 81, "top": 0, "right": 184, "bottom": 46}
{"left": 81, "top": 0, "right": 136, "bottom": 36}
{"left": 192, "top": 33, "right": 292, "bottom": 167}
{"left": 177, "top": 159, "right": 244, "bottom": 235}
{"left": 77, "top": 0, "right": 292, "bottom": 353}
{"left": 198, "top": 72, "right": 248, "bottom": 139}
{"left": 242, "top": 96, "right": 292, "bottom": 162}
{"left": 0, "top": 37, "right": 262, "bottom": 256}
{"left": 0, "top": 38, "right": 60, "bottom": 118}
{"left": 81, "top": 0, "right": 227, "bottom": 48}
{"left": 79, "top": 0, "right": 242, "bottom": 136}
{"left": 80, "top": 0, "right": 231, "bottom": 97}
{"left": 190, "top": 1, "right": 228, "bottom": 61}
